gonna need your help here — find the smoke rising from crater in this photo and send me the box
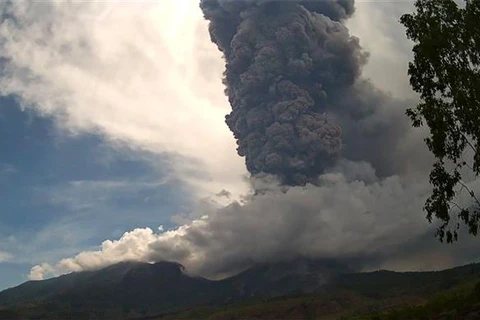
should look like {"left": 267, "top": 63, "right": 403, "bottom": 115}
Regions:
{"left": 200, "top": 0, "right": 407, "bottom": 185}
{"left": 16, "top": 0, "right": 476, "bottom": 282}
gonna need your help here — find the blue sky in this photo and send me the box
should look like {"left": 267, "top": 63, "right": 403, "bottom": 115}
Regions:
{"left": 0, "top": 1, "right": 250, "bottom": 288}
{"left": 0, "top": 96, "right": 191, "bottom": 289}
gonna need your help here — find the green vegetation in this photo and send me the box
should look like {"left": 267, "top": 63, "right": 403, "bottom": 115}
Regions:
{"left": 400, "top": 0, "right": 480, "bottom": 242}
{"left": 152, "top": 273, "right": 480, "bottom": 320}
{"left": 2, "top": 262, "right": 480, "bottom": 319}
{"left": 346, "top": 280, "right": 480, "bottom": 320}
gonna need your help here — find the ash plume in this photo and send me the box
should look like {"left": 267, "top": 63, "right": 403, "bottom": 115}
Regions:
{"left": 199, "top": 0, "right": 400, "bottom": 185}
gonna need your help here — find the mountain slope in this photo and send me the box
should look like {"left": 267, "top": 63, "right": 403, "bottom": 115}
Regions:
{"left": 0, "top": 258, "right": 347, "bottom": 319}
{"left": 0, "top": 261, "right": 225, "bottom": 318}
{"left": 2, "top": 260, "right": 480, "bottom": 319}
{"left": 223, "top": 258, "right": 352, "bottom": 298}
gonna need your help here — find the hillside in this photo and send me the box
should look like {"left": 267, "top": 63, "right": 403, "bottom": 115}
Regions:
{"left": 148, "top": 284, "right": 480, "bottom": 320}
{"left": 0, "top": 258, "right": 346, "bottom": 319}
{"left": 1, "top": 259, "right": 480, "bottom": 319}
{"left": 148, "top": 263, "right": 480, "bottom": 320}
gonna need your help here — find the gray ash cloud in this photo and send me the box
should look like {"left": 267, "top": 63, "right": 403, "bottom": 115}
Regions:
{"left": 200, "top": 0, "right": 408, "bottom": 185}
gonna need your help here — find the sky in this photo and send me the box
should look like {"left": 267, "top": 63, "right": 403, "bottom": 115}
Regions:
{"left": 0, "top": 0, "right": 479, "bottom": 291}
{"left": 0, "top": 0, "right": 247, "bottom": 289}
{"left": 0, "top": 96, "right": 191, "bottom": 288}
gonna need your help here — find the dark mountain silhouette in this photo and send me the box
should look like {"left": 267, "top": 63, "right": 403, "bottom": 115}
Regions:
{"left": 224, "top": 258, "right": 351, "bottom": 298}
{"left": 1, "top": 259, "right": 480, "bottom": 319}
{"left": 0, "top": 258, "right": 348, "bottom": 319}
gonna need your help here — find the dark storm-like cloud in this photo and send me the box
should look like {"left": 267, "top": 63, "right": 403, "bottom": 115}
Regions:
{"left": 200, "top": 0, "right": 410, "bottom": 185}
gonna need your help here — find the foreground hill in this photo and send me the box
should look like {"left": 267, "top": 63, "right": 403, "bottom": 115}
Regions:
{"left": 1, "top": 259, "right": 480, "bottom": 319}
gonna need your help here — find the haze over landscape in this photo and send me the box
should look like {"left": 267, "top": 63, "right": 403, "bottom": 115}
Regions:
{"left": 1, "top": 1, "right": 480, "bottom": 308}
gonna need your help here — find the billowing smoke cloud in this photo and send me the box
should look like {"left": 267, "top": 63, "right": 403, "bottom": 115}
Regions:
{"left": 29, "top": 169, "right": 480, "bottom": 281}
{"left": 5, "top": 0, "right": 477, "bottom": 283}
{"left": 28, "top": 169, "right": 431, "bottom": 280}
{"left": 199, "top": 0, "right": 408, "bottom": 185}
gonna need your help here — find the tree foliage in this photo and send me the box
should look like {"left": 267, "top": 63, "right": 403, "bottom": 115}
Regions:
{"left": 400, "top": 0, "right": 480, "bottom": 242}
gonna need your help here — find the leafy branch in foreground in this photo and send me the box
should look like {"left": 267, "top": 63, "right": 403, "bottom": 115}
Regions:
{"left": 400, "top": 0, "right": 480, "bottom": 242}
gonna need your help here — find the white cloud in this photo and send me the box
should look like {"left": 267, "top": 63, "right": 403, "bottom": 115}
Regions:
{"left": 28, "top": 171, "right": 434, "bottom": 280}
{"left": 0, "top": 251, "right": 13, "bottom": 263}
{"left": 28, "top": 228, "right": 157, "bottom": 280}
{"left": 348, "top": 1, "right": 415, "bottom": 98}
{"left": 30, "top": 168, "right": 480, "bottom": 281}
{"left": 29, "top": 263, "right": 54, "bottom": 281}
{"left": 0, "top": 1, "right": 248, "bottom": 200}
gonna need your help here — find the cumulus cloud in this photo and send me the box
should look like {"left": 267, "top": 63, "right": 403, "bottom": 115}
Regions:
{"left": 28, "top": 228, "right": 156, "bottom": 280}
{"left": 0, "top": 0, "right": 248, "bottom": 200}
{"left": 29, "top": 170, "right": 433, "bottom": 280}
{"left": 29, "top": 263, "right": 54, "bottom": 281}
{"left": 30, "top": 167, "right": 480, "bottom": 281}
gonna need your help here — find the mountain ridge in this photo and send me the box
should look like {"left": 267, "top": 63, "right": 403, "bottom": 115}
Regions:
{"left": 2, "top": 259, "right": 480, "bottom": 319}
{"left": 0, "top": 258, "right": 351, "bottom": 318}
